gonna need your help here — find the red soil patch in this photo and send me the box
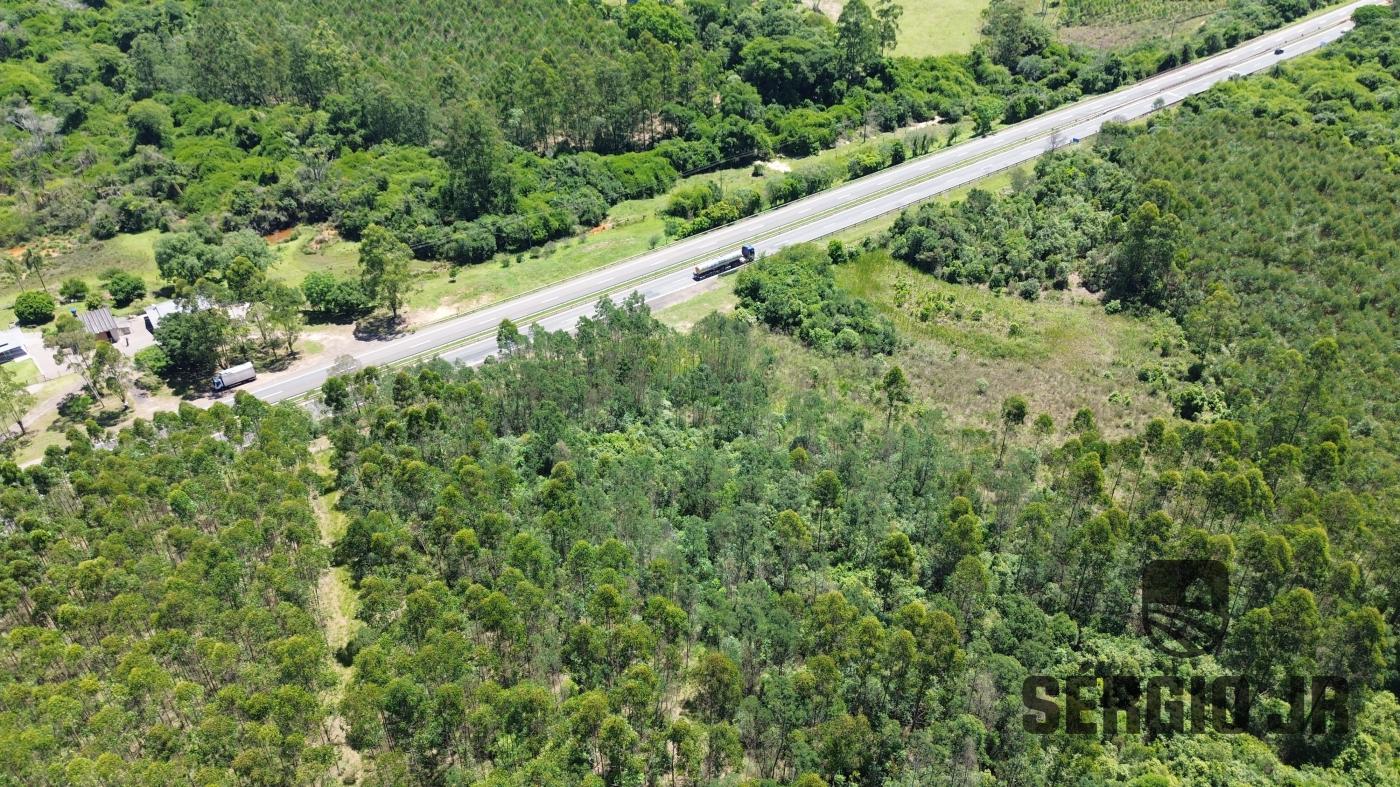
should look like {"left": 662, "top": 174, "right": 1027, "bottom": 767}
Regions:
{"left": 264, "top": 228, "right": 295, "bottom": 245}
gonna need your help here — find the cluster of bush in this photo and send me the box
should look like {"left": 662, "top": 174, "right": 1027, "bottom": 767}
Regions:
{"left": 735, "top": 244, "right": 897, "bottom": 356}
{"left": 300, "top": 271, "right": 371, "bottom": 321}
{"left": 887, "top": 149, "right": 1130, "bottom": 294}
{"left": 12, "top": 270, "right": 148, "bottom": 326}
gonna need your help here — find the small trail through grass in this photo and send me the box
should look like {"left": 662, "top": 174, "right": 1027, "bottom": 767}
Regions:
{"left": 311, "top": 448, "right": 362, "bottom": 784}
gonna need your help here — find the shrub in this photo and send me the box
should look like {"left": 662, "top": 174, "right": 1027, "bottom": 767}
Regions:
{"left": 445, "top": 222, "right": 499, "bottom": 265}
{"left": 664, "top": 182, "right": 722, "bottom": 219}
{"left": 103, "top": 270, "right": 147, "bottom": 307}
{"left": 302, "top": 271, "right": 372, "bottom": 320}
{"left": 59, "top": 278, "right": 90, "bottom": 303}
{"left": 134, "top": 346, "right": 170, "bottom": 376}
{"left": 127, "top": 99, "right": 173, "bottom": 147}
{"left": 57, "top": 392, "right": 94, "bottom": 418}
{"left": 735, "top": 245, "right": 897, "bottom": 356}
{"left": 604, "top": 152, "right": 678, "bottom": 199}
{"left": 14, "top": 290, "right": 55, "bottom": 325}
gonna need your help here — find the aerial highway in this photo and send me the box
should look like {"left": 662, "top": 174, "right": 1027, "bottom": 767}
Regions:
{"left": 243, "top": 0, "right": 1381, "bottom": 403}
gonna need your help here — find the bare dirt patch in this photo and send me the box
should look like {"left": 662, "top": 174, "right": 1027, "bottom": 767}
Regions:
{"left": 264, "top": 227, "right": 295, "bottom": 245}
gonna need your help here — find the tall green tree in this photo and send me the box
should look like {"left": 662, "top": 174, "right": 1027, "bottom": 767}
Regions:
{"left": 997, "top": 395, "right": 1028, "bottom": 468}
{"left": 981, "top": 0, "right": 1051, "bottom": 69}
{"left": 247, "top": 281, "right": 305, "bottom": 356}
{"left": 92, "top": 342, "right": 134, "bottom": 405}
{"left": 837, "top": 0, "right": 882, "bottom": 78}
{"left": 878, "top": 364, "right": 911, "bottom": 427}
{"left": 21, "top": 248, "right": 48, "bottom": 293}
{"left": 43, "top": 314, "right": 102, "bottom": 399}
{"left": 358, "top": 224, "right": 417, "bottom": 321}
{"left": 0, "top": 363, "right": 36, "bottom": 436}
{"left": 875, "top": 0, "right": 904, "bottom": 55}
{"left": 442, "top": 101, "right": 516, "bottom": 221}
{"left": 154, "top": 309, "right": 232, "bottom": 380}
{"left": 1103, "top": 201, "right": 1183, "bottom": 308}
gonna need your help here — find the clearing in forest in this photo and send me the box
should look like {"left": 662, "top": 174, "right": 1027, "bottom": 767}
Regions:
{"left": 814, "top": 0, "right": 993, "bottom": 57}
{"left": 834, "top": 252, "right": 1172, "bottom": 435}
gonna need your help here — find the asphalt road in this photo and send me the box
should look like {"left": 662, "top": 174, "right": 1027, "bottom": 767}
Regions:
{"left": 244, "top": 0, "right": 1380, "bottom": 402}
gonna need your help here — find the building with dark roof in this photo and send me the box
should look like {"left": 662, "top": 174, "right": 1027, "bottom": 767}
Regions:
{"left": 78, "top": 307, "right": 120, "bottom": 342}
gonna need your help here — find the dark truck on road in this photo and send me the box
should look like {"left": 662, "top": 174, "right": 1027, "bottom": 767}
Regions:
{"left": 693, "top": 245, "right": 756, "bottom": 280}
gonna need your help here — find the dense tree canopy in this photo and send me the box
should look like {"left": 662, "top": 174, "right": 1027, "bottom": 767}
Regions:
{"left": 0, "top": 398, "right": 330, "bottom": 783}
{"left": 5, "top": 5, "right": 1400, "bottom": 787}
{"left": 0, "top": 0, "right": 1336, "bottom": 265}
{"left": 295, "top": 286, "right": 1398, "bottom": 783}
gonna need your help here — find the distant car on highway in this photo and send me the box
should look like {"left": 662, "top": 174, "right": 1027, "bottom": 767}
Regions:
{"left": 1274, "top": 47, "right": 1284, "bottom": 55}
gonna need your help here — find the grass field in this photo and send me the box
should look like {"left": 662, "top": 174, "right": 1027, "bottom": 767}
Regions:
{"left": 269, "top": 230, "right": 361, "bottom": 284}
{"left": 4, "top": 358, "right": 39, "bottom": 386}
{"left": 3, "top": 231, "right": 161, "bottom": 325}
{"left": 894, "top": 0, "right": 994, "bottom": 58}
{"left": 814, "top": 0, "right": 991, "bottom": 58}
{"left": 11, "top": 372, "right": 81, "bottom": 465}
{"left": 649, "top": 158, "right": 1171, "bottom": 437}
{"left": 836, "top": 252, "right": 1171, "bottom": 435}
{"left": 1049, "top": 0, "right": 1228, "bottom": 49}
{"left": 656, "top": 277, "right": 738, "bottom": 331}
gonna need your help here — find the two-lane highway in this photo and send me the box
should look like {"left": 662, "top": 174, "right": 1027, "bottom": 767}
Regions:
{"left": 244, "top": 0, "right": 1382, "bottom": 403}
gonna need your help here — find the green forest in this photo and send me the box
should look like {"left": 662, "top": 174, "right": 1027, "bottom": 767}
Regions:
{"left": 6, "top": 1, "right": 1400, "bottom": 786}
{"left": 1, "top": 0, "right": 1342, "bottom": 264}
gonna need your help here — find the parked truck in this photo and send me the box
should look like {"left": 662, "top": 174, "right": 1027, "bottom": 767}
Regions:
{"left": 212, "top": 362, "right": 256, "bottom": 392}
{"left": 693, "top": 245, "right": 756, "bottom": 280}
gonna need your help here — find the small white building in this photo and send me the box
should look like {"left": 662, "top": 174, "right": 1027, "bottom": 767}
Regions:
{"left": 143, "top": 300, "right": 184, "bottom": 333}
{"left": 143, "top": 298, "right": 243, "bottom": 334}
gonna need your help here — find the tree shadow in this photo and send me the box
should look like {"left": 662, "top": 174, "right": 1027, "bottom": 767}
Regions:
{"left": 51, "top": 394, "right": 128, "bottom": 430}
{"left": 256, "top": 352, "right": 298, "bottom": 373}
{"left": 304, "top": 309, "right": 363, "bottom": 327}
{"left": 92, "top": 406, "right": 130, "bottom": 427}
{"left": 353, "top": 314, "right": 405, "bottom": 342}
{"left": 158, "top": 371, "right": 207, "bottom": 399}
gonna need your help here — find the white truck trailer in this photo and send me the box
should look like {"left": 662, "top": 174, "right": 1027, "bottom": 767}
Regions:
{"left": 212, "top": 362, "right": 256, "bottom": 392}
